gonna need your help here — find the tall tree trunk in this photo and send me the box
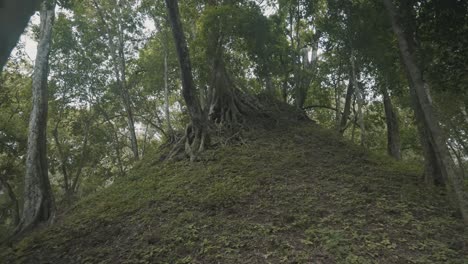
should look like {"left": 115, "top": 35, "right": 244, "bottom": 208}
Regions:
{"left": 115, "top": 1, "right": 139, "bottom": 160}
{"left": 351, "top": 55, "right": 365, "bottom": 147}
{"left": 338, "top": 69, "right": 354, "bottom": 135}
{"left": 411, "top": 88, "right": 444, "bottom": 185}
{"left": 203, "top": 2, "right": 261, "bottom": 125}
{"left": 92, "top": 0, "right": 139, "bottom": 160}
{"left": 96, "top": 105, "right": 125, "bottom": 176}
{"left": 166, "top": 0, "right": 208, "bottom": 160}
{"left": 282, "top": 78, "right": 288, "bottom": 103}
{"left": 163, "top": 30, "right": 174, "bottom": 140}
{"left": 334, "top": 80, "right": 342, "bottom": 128}
{"left": 15, "top": 0, "right": 55, "bottom": 236}
{"left": 382, "top": 87, "right": 401, "bottom": 160}
{"left": 265, "top": 74, "right": 274, "bottom": 97}
{"left": 383, "top": 0, "right": 468, "bottom": 225}
{"left": 70, "top": 118, "right": 91, "bottom": 194}
{"left": 52, "top": 123, "right": 70, "bottom": 194}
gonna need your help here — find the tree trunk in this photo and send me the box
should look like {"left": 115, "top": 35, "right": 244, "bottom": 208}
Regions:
{"left": 208, "top": 55, "right": 243, "bottom": 124}
{"left": 0, "top": 177, "right": 20, "bottom": 226}
{"left": 15, "top": 0, "right": 55, "bottom": 236}
{"left": 92, "top": 0, "right": 139, "bottom": 160}
{"left": 116, "top": 1, "right": 139, "bottom": 160}
{"left": 382, "top": 86, "right": 401, "bottom": 160}
{"left": 351, "top": 55, "right": 365, "bottom": 147}
{"left": 96, "top": 105, "right": 125, "bottom": 176}
{"left": 70, "top": 119, "right": 91, "bottom": 194}
{"left": 166, "top": 0, "right": 208, "bottom": 160}
{"left": 163, "top": 30, "right": 174, "bottom": 140}
{"left": 52, "top": 123, "right": 70, "bottom": 194}
{"left": 334, "top": 80, "right": 342, "bottom": 128}
{"left": 411, "top": 88, "right": 444, "bottom": 185}
{"left": 265, "top": 74, "right": 274, "bottom": 97}
{"left": 203, "top": 6, "right": 261, "bottom": 126}
{"left": 338, "top": 69, "right": 354, "bottom": 135}
{"left": 383, "top": 0, "right": 468, "bottom": 225}
{"left": 282, "top": 78, "right": 288, "bottom": 103}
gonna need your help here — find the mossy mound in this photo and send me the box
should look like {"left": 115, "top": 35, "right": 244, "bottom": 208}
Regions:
{"left": 1, "top": 122, "right": 466, "bottom": 263}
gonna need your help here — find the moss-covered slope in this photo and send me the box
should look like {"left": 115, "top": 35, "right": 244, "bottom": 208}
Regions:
{"left": 1, "top": 123, "right": 466, "bottom": 263}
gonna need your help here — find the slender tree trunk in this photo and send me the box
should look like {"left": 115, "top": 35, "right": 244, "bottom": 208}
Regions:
{"left": 116, "top": 1, "right": 139, "bottom": 160}
{"left": 16, "top": 0, "right": 56, "bottom": 236}
{"left": 97, "top": 106, "right": 125, "bottom": 176}
{"left": 351, "top": 55, "right": 365, "bottom": 146}
{"left": 339, "top": 69, "right": 354, "bottom": 135}
{"left": 141, "top": 122, "right": 149, "bottom": 157}
{"left": 334, "top": 80, "right": 342, "bottom": 128}
{"left": 282, "top": 78, "right": 288, "bottom": 103}
{"left": 52, "top": 123, "right": 70, "bottom": 194}
{"left": 382, "top": 86, "right": 401, "bottom": 160}
{"left": 383, "top": 0, "right": 468, "bottom": 225}
{"left": 166, "top": 0, "right": 208, "bottom": 160}
{"left": 351, "top": 98, "right": 357, "bottom": 142}
{"left": 70, "top": 119, "right": 91, "bottom": 193}
{"left": 411, "top": 88, "right": 444, "bottom": 185}
{"left": 163, "top": 30, "right": 174, "bottom": 140}
{"left": 265, "top": 74, "right": 274, "bottom": 97}
{"left": 448, "top": 142, "right": 466, "bottom": 180}
{"left": 92, "top": 0, "right": 139, "bottom": 160}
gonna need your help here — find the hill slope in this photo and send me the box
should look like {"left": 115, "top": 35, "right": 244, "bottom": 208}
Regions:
{"left": 1, "top": 122, "right": 466, "bottom": 263}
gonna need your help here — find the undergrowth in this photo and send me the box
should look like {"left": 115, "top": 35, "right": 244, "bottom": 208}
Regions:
{"left": 1, "top": 122, "right": 466, "bottom": 263}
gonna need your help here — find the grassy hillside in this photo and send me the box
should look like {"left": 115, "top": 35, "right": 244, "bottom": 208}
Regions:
{"left": 1, "top": 122, "right": 466, "bottom": 263}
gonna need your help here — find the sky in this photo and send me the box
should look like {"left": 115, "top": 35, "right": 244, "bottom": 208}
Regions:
{"left": 21, "top": 13, "right": 40, "bottom": 63}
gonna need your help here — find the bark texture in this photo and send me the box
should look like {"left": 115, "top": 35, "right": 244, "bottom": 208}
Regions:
{"left": 382, "top": 87, "right": 401, "bottom": 160}
{"left": 163, "top": 30, "right": 174, "bottom": 140}
{"left": 16, "top": 1, "right": 56, "bottom": 236}
{"left": 338, "top": 70, "right": 354, "bottom": 135}
{"left": 383, "top": 0, "right": 468, "bottom": 225}
{"left": 166, "top": 0, "right": 208, "bottom": 160}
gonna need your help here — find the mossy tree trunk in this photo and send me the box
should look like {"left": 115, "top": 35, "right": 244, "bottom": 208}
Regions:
{"left": 15, "top": 0, "right": 56, "bottom": 236}
{"left": 383, "top": 0, "right": 468, "bottom": 225}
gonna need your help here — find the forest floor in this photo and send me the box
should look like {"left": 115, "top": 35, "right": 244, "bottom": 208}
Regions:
{"left": 1, "top": 120, "right": 466, "bottom": 263}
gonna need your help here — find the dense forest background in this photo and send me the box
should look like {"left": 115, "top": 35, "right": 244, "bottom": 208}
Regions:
{"left": 0, "top": 0, "right": 467, "bottom": 248}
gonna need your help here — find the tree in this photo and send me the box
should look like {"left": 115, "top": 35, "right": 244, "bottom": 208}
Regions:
{"left": 165, "top": 0, "right": 208, "bottom": 160}
{"left": 381, "top": 86, "right": 401, "bottom": 160}
{"left": 91, "top": 0, "right": 140, "bottom": 160}
{"left": 382, "top": 0, "right": 468, "bottom": 225}
{"left": 15, "top": 0, "right": 56, "bottom": 236}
